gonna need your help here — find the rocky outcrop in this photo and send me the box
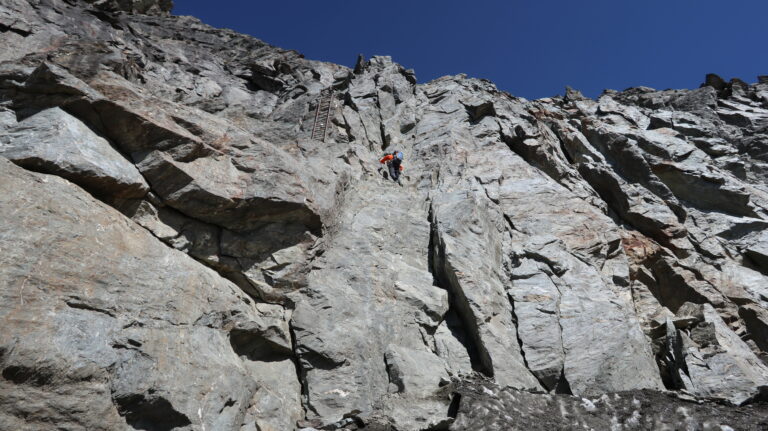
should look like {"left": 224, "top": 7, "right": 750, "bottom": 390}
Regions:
{"left": 83, "top": 0, "right": 173, "bottom": 16}
{"left": 0, "top": 107, "right": 149, "bottom": 198}
{"left": 0, "top": 158, "right": 300, "bottom": 431}
{"left": 1, "top": 0, "right": 768, "bottom": 429}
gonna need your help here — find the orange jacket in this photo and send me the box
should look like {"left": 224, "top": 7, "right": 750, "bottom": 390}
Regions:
{"left": 379, "top": 154, "right": 404, "bottom": 171}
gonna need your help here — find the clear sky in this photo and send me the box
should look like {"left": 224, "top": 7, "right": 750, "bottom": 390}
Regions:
{"left": 172, "top": 1, "right": 768, "bottom": 100}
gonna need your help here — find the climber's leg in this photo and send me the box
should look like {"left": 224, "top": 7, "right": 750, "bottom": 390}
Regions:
{"left": 388, "top": 162, "right": 399, "bottom": 181}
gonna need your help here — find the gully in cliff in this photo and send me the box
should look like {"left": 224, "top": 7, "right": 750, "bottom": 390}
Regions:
{"left": 379, "top": 150, "right": 405, "bottom": 185}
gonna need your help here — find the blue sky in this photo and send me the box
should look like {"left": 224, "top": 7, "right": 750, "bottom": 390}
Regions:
{"left": 173, "top": 1, "right": 768, "bottom": 100}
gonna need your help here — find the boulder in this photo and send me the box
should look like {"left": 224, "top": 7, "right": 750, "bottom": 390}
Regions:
{"left": 703, "top": 73, "right": 728, "bottom": 92}
{"left": 0, "top": 107, "right": 148, "bottom": 198}
{"left": 663, "top": 304, "right": 768, "bottom": 404}
{"left": 134, "top": 148, "right": 321, "bottom": 231}
{"left": 384, "top": 345, "right": 450, "bottom": 397}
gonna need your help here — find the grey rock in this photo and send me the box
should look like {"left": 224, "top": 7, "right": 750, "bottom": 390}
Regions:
{"left": 672, "top": 86, "right": 719, "bottom": 112}
{"left": 746, "top": 230, "right": 768, "bottom": 271}
{"left": 598, "top": 95, "right": 650, "bottom": 128}
{"left": 384, "top": 345, "right": 449, "bottom": 397}
{"left": 0, "top": 158, "right": 300, "bottom": 431}
{"left": 0, "top": 107, "right": 148, "bottom": 198}
{"left": 83, "top": 0, "right": 173, "bottom": 15}
{"left": 507, "top": 259, "right": 564, "bottom": 390}
{"left": 577, "top": 161, "right": 686, "bottom": 250}
{"left": 648, "top": 110, "right": 723, "bottom": 139}
{"left": 0, "top": 109, "right": 16, "bottom": 130}
{"left": 2, "top": 0, "right": 768, "bottom": 429}
{"left": 134, "top": 148, "right": 321, "bottom": 232}
{"left": 703, "top": 73, "right": 728, "bottom": 92}
{"left": 564, "top": 86, "right": 586, "bottom": 102}
{"left": 291, "top": 180, "right": 452, "bottom": 423}
{"left": 433, "top": 312, "right": 474, "bottom": 375}
{"left": 740, "top": 304, "right": 768, "bottom": 355}
{"left": 663, "top": 304, "right": 768, "bottom": 404}
{"left": 431, "top": 191, "right": 541, "bottom": 391}
{"left": 556, "top": 253, "right": 664, "bottom": 395}
{"left": 652, "top": 160, "right": 757, "bottom": 217}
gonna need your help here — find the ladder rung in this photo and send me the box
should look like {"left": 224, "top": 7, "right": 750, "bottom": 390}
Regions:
{"left": 310, "top": 87, "right": 334, "bottom": 142}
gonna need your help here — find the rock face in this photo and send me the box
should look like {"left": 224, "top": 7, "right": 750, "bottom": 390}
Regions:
{"left": 1, "top": 0, "right": 768, "bottom": 429}
{"left": 0, "top": 158, "right": 301, "bottom": 431}
{"left": 0, "top": 107, "right": 149, "bottom": 198}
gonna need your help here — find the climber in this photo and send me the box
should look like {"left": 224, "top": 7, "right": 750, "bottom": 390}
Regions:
{"left": 379, "top": 150, "right": 404, "bottom": 184}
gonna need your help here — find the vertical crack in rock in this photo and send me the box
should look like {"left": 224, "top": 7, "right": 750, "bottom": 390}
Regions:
{"left": 554, "top": 366, "right": 573, "bottom": 395}
{"left": 289, "top": 321, "right": 313, "bottom": 419}
{"left": 447, "top": 393, "right": 462, "bottom": 419}
{"left": 507, "top": 292, "right": 548, "bottom": 390}
{"left": 556, "top": 135, "right": 576, "bottom": 165}
{"left": 379, "top": 121, "right": 388, "bottom": 151}
{"left": 548, "top": 275, "right": 572, "bottom": 395}
{"left": 552, "top": 284, "right": 571, "bottom": 394}
{"left": 222, "top": 303, "right": 305, "bottom": 429}
{"left": 499, "top": 204, "right": 571, "bottom": 392}
{"left": 427, "top": 203, "right": 491, "bottom": 376}
{"left": 659, "top": 319, "right": 690, "bottom": 390}
{"left": 382, "top": 352, "right": 403, "bottom": 393}
{"left": 504, "top": 233, "right": 570, "bottom": 391}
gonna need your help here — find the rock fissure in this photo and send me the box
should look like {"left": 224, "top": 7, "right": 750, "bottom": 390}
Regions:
{"left": 428, "top": 203, "right": 491, "bottom": 377}
{"left": 288, "top": 321, "right": 312, "bottom": 420}
{"left": 507, "top": 291, "right": 549, "bottom": 391}
{"left": 549, "top": 273, "right": 569, "bottom": 394}
{"left": 64, "top": 300, "right": 117, "bottom": 318}
{"left": 0, "top": 22, "right": 31, "bottom": 37}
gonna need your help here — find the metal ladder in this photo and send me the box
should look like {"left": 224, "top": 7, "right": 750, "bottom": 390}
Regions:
{"left": 311, "top": 88, "right": 334, "bottom": 142}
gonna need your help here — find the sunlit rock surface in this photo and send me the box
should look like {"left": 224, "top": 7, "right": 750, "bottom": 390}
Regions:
{"left": 2, "top": 0, "right": 768, "bottom": 429}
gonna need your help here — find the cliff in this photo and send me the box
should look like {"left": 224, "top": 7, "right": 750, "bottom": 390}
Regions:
{"left": 1, "top": 1, "right": 768, "bottom": 429}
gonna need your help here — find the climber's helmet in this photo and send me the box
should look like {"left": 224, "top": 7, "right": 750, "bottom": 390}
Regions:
{"left": 394, "top": 151, "right": 403, "bottom": 160}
